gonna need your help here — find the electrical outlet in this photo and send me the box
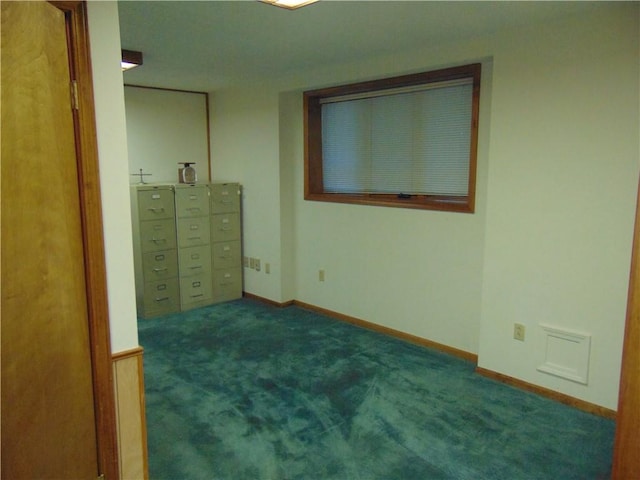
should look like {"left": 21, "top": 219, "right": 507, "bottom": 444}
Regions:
{"left": 255, "top": 258, "right": 261, "bottom": 272}
{"left": 514, "top": 323, "right": 526, "bottom": 341}
{"left": 319, "top": 269, "right": 325, "bottom": 282}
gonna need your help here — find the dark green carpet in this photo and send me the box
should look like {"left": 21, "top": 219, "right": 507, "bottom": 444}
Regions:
{"left": 138, "top": 299, "right": 615, "bottom": 480}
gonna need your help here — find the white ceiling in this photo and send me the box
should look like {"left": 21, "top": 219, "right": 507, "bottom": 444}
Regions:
{"left": 118, "top": 0, "right": 604, "bottom": 92}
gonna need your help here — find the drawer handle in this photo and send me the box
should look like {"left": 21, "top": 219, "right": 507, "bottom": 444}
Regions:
{"left": 152, "top": 267, "right": 168, "bottom": 272}
{"left": 192, "top": 281, "right": 201, "bottom": 288}
{"left": 187, "top": 236, "right": 201, "bottom": 241}
{"left": 154, "top": 297, "right": 169, "bottom": 302}
{"left": 189, "top": 265, "right": 202, "bottom": 270}
{"left": 151, "top": 238, "right": 167, "bottom": 244}
{"left": 147, "top": 207, "right": 165, "bottom": 213}
{"left": 218, "top": 254, "right": 230, "bottom": 259}
{"left": 219, "top": 227, "right": 231, "bottom": 231}
{"left": 187, "top": 207, "right": 201, "bottom": 212}
{"left": 190, "top": 293, "right": 204, "bottom": 298}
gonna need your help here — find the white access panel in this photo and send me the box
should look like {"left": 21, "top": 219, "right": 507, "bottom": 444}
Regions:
{"left": 536, "top": 324, "right": 591, "bottom": 385}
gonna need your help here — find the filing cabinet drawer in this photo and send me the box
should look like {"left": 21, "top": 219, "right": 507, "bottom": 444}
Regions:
{"left": 211, "top": 213, "right": 240, "bottom": 241}
{"left": 137, "top": 188, "right": 175, "bottom": 221}
{"left": 140, "top": 218, "right": 177, "bottom": 253}
{"left": 175, "top": 185, "right": 210, "bottom": 218}
{"left": 177, "top": 217, "right": 211, "bottom": 247}
{"left": 142, "top": 249, "right": 178, "bottom": 280}
{"left": 210, "top": 183, "right": 240, "bottom": 214}
{"left": 212, "top": 240, "right": 241, "bottom": 270}
{"left": 143, "top": 278, "right": 180, "bottom": 316}
{"left": 212, "top": 268, "right": 242, "bottom": 302}
{"left": 180, "top": 273, "right": 213, "bottom": 307}
{"left": 179, "top": 245, "right": 212, "bottom": 276}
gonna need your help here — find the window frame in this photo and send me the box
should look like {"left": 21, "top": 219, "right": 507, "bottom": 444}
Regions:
{"left": 304, "top": 63, "right": 481, "bottom": 213}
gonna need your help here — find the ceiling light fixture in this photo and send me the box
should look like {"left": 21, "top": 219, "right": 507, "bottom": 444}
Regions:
{"left": 261, "top": 0, "right": 319, "bottom": 10}
{"left": 121, "top": 49, "right": 143, "bottom": 71}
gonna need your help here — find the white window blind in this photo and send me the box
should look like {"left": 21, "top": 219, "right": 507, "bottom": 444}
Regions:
{"left": 321, "top": 79, "right": 473, "bottom": 196}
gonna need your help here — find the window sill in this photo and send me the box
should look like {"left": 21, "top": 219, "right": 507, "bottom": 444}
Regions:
{"left": 304, "top": 192, "right": 474, "bottom": 213}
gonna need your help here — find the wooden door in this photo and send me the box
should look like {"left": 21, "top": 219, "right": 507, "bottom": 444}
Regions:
{"left": 1, "top": 1, "right": 117, "bottom": 478}
{"left": 612, "top": 177, "right": 640, "bottom": 478}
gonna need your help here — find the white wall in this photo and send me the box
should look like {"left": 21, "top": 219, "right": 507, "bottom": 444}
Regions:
{"left": 210, "top": 88, "right": 285, "bottom": 301}
{"left": 477, "top": 6, "right": 640, "bottom": 409}
{"left": 212, "top": 35, "right": 496, "bottom": 355}
{"left": 87, "top": 1, "right": 139, "bottom": 353}
{"left": 125, "top": 87, "right": 209, "bottom": 184}
{"left": 210, "top": 3, "right": 639, "bottom": 409}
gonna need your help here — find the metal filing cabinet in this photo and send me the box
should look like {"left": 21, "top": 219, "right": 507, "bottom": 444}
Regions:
{"left": 131, "top": 185, "right": 180, "bottom": 318}
{"left": 175, "top": 184, "right": 213, "bottom": 310}
{"left": 131, "top": 182, "right": 243, "bottom": 318}
{"left": 210, "top": 183, "right": 243, "bottom": 303}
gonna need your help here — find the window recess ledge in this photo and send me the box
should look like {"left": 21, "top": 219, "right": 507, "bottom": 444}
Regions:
{"left": 304, "top": 192, "right": 474, "bottom": 213}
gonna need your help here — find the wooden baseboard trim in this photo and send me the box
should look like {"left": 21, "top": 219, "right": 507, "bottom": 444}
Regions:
{"left": 112, "top": 347, "right": 149, "bottom": 479}
{"left": 242, "top": 291, "right": 295, "bottom": 308}
{"left": 242, "top": 294, "right": 476, "bottom": 362}
{"left": 240, "top": 295, "right": 614, "bottom": 418}
{"left": 136, "top": 352, "right": 149, "bottom": 480}
{"left": 476, "top": 367, "right": 617, "bottom": 420}
{"left": 293, "top": 300, "right": 478, "bottom": 363}
{"left": 112, "top": 346, "right": 144, "bottom": 361}
{"left": 242, "top": 293, "right": 476, "bottom": 362}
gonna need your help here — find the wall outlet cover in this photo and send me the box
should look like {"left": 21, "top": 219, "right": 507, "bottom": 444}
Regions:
{"left": 514, "top": 323, "right": 525, "bottom": 341}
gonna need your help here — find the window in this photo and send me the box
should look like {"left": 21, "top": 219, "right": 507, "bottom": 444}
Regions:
{"left": 304, "top": 63, "right": 481, "bottom": 213}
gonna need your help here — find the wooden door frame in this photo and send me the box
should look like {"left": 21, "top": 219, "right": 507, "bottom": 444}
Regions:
{"left": 50, "top": 1, "right": 119, "bottom": 478}
{"left": 612, "top": 176, "right": 640, "bottom": 478}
